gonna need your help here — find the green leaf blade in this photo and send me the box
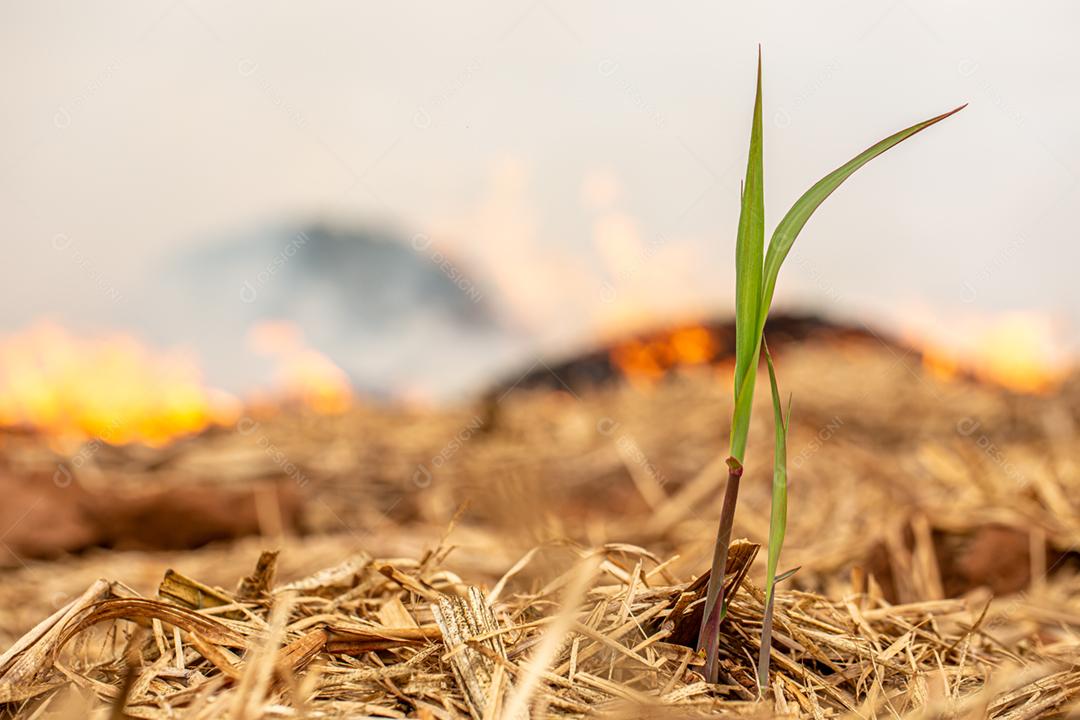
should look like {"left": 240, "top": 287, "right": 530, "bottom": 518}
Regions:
{"left": 730, "top": 49, "right": 766, "bottom": 463}
{"left": 762, "top": 341, "right": 788, "bottom": 595}
{"left": 758, "top": 104, "right": 966, "bottom": 327}
{"left": 756, "top": 339, "right": 789, "bottom": 690}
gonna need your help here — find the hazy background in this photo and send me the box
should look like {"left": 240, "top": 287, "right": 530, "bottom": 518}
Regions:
{"left": 2, "top": 1, "right": 1077, "bottom": 398}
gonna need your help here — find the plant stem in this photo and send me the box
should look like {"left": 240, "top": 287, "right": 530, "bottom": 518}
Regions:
{"left": 756, "top": 589, "right": 776, "bottom": 691}
{"left": 696, "top": 457, "right": 743, "bottom": 683}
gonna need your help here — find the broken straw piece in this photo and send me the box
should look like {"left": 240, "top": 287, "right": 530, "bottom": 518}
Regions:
{"left": 432, "top": 586, "right": 526, "bottom": 720}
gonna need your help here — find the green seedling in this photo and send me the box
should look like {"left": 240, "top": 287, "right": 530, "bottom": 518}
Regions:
{"left": 697, "top": 50, "right": 964, "bottom": 684}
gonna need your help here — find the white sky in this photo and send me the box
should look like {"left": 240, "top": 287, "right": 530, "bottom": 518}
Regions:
{"left": 2, "top": 1, "right": 1078, "bottom": 390}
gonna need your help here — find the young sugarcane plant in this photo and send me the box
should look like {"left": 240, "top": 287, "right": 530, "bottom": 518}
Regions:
{"left": 697, "top": 51, "right": 964, "bottom": 683}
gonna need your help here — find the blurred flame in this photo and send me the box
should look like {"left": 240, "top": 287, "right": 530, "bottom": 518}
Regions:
{"left": 913, "top": 311, "right": 1068, "bottom": 394}
{"left": 0, "top": 321, "right": 240, "bottom": 446}
{"left": 247, "top": 321, "right": 352, "bottom": 414}
{"left": 609, "top": 324, "right": 718, "bottom": 387}
{"left": 611, "top": 311, "right": 1072, "bottom": 395}
{"left": 0, "top": 319, "right": 355, "bottom": 446}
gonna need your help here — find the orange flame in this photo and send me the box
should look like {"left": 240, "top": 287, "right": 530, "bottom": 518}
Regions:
{"left": 915, "top": 311, "right": 1068, "bottom": 394}
{"left": 609, "top": 324, "right": 718, "bottom": 386}
{"left": 0, "top": 322, "right": 240, "bottom": 446}
{"left": 247, "top": 321, "right": 352, "bottom": 414}
{"left": 0, "top": 319, "right": 356, "bottom": 446}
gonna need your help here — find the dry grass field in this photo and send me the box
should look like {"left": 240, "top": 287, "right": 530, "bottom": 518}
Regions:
{"left": 1, "top": 328, "right": 1078, "bottom": 718}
